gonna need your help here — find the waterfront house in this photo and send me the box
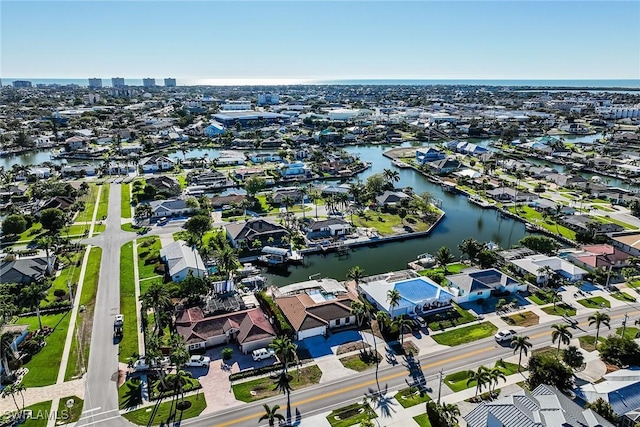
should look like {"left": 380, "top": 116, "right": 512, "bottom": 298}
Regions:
{"left": 568, "top": 244, "right": 630, "bottom": 271}
{"left": 146, "top": 176, "right": 182, "bottom": 197}
{"left": 426, "top": 158, "right": 461, "bottom": 175}
{"left": 278, "top": 161, "right": 308, "bottom": 177}
{"left": 160, "top": 240, "right": 206, "bottom": 282}
{"left": 546, "top": 173, "right": 588, "bottom": 187}
{"left": 233, "top": 167, "right": 269, "bottom": 181}
{"left": 37, "top": 196, "right": 76, "bottom": 212}
{"left": 209, "top": 193, "right": 247, "bottom": 208}
{"left": 510, "top": 254, "right": 587, "bottom": 284}
{"left": 175, "top": 306, "right": 276, "bottom": 354}
{"left": 376, "top": 190, "right": 411, "bottom": 207}
{"left": 139, "top": 156, "right": 176, "bottom": 173}
{"left": 249, "top": 153, "right": 281, "bottom": 164}
{"left": 465, "top": 384, "right": 614, "bottom": 427}
{"left": 271, "top": 188, "right": 304, "bottom": 205}
{"left": 358, "top": 272, "right": 454, "bottom": 318}
{"left": 61, "top": 164, "right": 96, "bottom": 177}
{"left": 188, "top": 170, "right": 230, "bottom": 189}
{"left": 559, "top": 215, "right": 624, "bottom": 235}
{"left": 203, "top": 121, "right": 225, "bottom": 137}
{"left": 446, "top": 268, "right": 526, "bottom": 304}
{"left": 276, "top": 279, "right": 357, "bottom": 340}
{"left": 415, "top": 147, "right": 446, "bottom": 165}
{"left": 486, "top": 187, "right": 535, "bottom": 203}
{"left": 305, "top": 218, "right": 352, "bottom": 239}
{"left": 149, "top": 198, "right": 195, "bottom": 219}
{"left": 225, "top": 219, "right": 290, "bottom": 250}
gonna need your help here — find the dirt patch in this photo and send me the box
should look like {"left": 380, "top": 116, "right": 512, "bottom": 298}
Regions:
{"left": 605, "top": 363, "right": 620, "bottom": 374}
{"left": 504, "top": 311, "right": 540, "bottom": 327}
{"left": 337, "top": 341, "right": 371, "bottom": 355}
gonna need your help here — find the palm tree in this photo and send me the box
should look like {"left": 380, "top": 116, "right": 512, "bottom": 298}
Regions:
{"left": 280, "top": 195, "right": 295, "bottom": 213}
{"left": 510, "top": 335, "right": 532, "bottom": 371}
{"left": 386, "top": 289, "right": 401, "bottom": 318}
{"left": 269, "top": 336, "right": 298, "bottom": 374}
{"left": 562, "top": 345, "right": 585, "bottom": 371}
{"left": 35, "top": 235, "right": 56, "bottom": 271}
{"left": 273, "top": 370, "right": 293, "bottom": 424}
{"left": 488, "top": 366, "right": 506, "bottom": 396}
{"left": 351, "top": 301, "right": 367, "bottom": 328}
{"left": 391, "top": 315, "right": 412, "bottom": 348}
{"left": 589, "top": 311, "right": 611, "bottom": 345}
{"left": 537, "top": 265, "right": 555, "bottom": 287}
{"left": 458, "top": 238, "right": 482, "bottom": 264}
{"left": 298, "top": 185, "right": 309, "bottom": 219}
{"left": 1, "top": 383, "right": 25, "bottom": 412}
{"left": 0, "top": 331, "right": 18, "bottom": 381}
{"left": 347, "top": 266, "right": 365, "bottom": 285}
{"left": 168, "top": 334, "right": 189, "bottom": 370}
{"left": 442, "top": 403, "right": 460, "bottom": 425}
{"left": 383, "top": 168, "right": 400, "bottom": 187}
{"left": 20, "top": 281, "right": 49, "bottom": 331}
{"left": 140, "top": 282, "right": 172, "bottom": 335}
{"left": 216, "top": 246, "right": 240, "bottom": 283}
{"left": 551, "top": 323, "right": 573, "bottom": 357}
{"left": 259, "top": 403, "right": 285, "bottom": 427}
{"left": 467, "top": 366, "right": 491, "bottom": 399}
{"left": 435, "top": 246, "right": 455, "bottom": 273}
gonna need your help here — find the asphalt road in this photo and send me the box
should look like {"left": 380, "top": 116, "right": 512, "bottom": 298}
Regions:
{"left": 184, "top": 305, "right": 639, "bottom": 427}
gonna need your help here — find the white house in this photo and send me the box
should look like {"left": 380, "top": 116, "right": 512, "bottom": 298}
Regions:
{"left": 511, "top": 254, "right": 587, "bottom": 284}
{"left": 149, "top": 199, "right": 194, "bottom": 219}
{"left": 139, "top": 156, "right": 176, "bottom": 173}
{"left": 446, "top": 269, "right": 526, "bottom": 304}
{"left": 159, "top": 240, "right": 206, "bottom": 282}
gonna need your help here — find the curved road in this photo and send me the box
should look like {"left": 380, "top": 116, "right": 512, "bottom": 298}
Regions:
{"left": 74, "top": 183, "right": 640, "bottom": 426}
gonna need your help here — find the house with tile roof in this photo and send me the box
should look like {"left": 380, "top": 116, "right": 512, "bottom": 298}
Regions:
{"left": 276, "top": 286, "right": 357, "bottom": 340}
{"left": 465, "top": 384, "right": 614, "bottom": 427}
{"left": 175, "top": 306, "right": 276, "bottom": 354}
{"left": 568, "top": 244, "right": 631, "bottom": 271}
{"left": 446, "top": 268, "right": 526, "bottom": 304}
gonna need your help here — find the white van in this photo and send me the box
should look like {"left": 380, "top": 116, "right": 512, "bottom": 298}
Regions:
{"left": 252, "top": 348, "right": 275, "bottom": 361}
{"left": 157, "top": 217, "right": 168, "bottom": 225}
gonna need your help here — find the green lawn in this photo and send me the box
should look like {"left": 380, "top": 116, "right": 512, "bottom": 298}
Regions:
{"left": 616, "top": 327, "right": 640, "bottom": 340}
{"left": 16, "top": 223, "right": 44, "bottom": 243}
{"left": 121, "top": 223, "right": 142, "bottom": 233}
{"left": 137, "top": 236, "right": 162, "bottom": 281}
{"left": 413, "top": 413, "right": 433, "bottom": 427}
{"left": 425, "top": 303, "right": 477, "bottom": 330}
{"left": 418, "top": 263, "right": 466, "bottom": 276}
{"left": 577, "top": 296, "right": 611, "bottom": 309}
{"left": 505, "top": 311, "right": 540, "bottom": 327}
{"left": 56, "top": 396, "right": 83, "bottom": 424}
{"left": 394, "top": 386, "right": 431, "bottom": 408}
{"left": 122, "top": 394, "right": 207, "bottom": 426}
{"left": 119, "top": 378, "right": 143, "bottom": 409}
{"left": 50, "top": 249, "right": 84, "bottom": 306}
{"left": 444, "top": 360, "right": 520, "bottom": 392}
{"left": 594, "top": 215, "right": 638, "bottom": 230}
{"left": 65, "top": 247, "right": 102, "bottom": 381}
{"left": 629, "top": 280, "right": 640, "bottom": 289}
{"left": 540, "top": 304, "right": 577, "bottom": 317}
{"left": 611, "top": 291, "right": 637, "bottom": 302}
{"left": 119, "top": 242, "right": 139, "bottom": 362}
{"left": 508, "top": 205, "right": 576, "bottom": 239}
{"left": 76, "top": 185, "right": 99, "bottom": 223}
{"left": 19, "top": 312, "right": 72, "bottom": 387}
{"left": 96, "top": 185, "right": 110, "bottom": 219}
{"left": 326, "top": 402, "right": 376, "bottom": 427}
{"left": 339, "top": 351, "right": 381, "bottom": 372}
{"left": 20, "top": 400, "right": 53, "bottom": 427}
{"left": 232, "top": 365, "right": 322, "bottom": 402}
{"left": 351, "top": 211, "right": 432, "bottom": 236}
{"left": 431, "top": 322, "right": 498, "bottom": 346}
{"left": 65, "top": 223, "right": 105, "bottom": 237}
{"left": 578, "top": 335, "right": 603, "bottom": 352}
{"left": 121, "top": 183, "right": 132, "bottom": 219}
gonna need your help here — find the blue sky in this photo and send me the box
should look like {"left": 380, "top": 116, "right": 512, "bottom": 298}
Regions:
{"left": 2, "top": 1, "right": 639, "bottom": 80}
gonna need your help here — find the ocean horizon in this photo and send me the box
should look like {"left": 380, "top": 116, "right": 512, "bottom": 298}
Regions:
{"left": 2, "top": 77, "right": 640, "bottom": 89}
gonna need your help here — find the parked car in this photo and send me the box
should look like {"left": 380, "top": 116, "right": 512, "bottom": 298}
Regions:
{"left": 157, "top": 217, "right": 168, "bottom": 225}
{"left": 132, "top": 356, "right": 169, "bottom": 371}
{"left": 185, "top": 355, "right": 211, "bottom": 367}
{"left": 494, "top": 329, "right": 517, "bottom": 343}
{"left": 252, "top": 348, "right": 275, "bottom": 361}
{"left": 412, "top": 316, "right": 427, "bottom": 329}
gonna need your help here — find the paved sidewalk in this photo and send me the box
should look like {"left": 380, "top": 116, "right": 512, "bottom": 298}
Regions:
{"left": 0, "top": 380, "right": 85, "bottom": 413}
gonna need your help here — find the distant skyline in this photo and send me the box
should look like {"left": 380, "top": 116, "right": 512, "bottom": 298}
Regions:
{"left": 2, "top": 1, "right": 639, "bottom": 81}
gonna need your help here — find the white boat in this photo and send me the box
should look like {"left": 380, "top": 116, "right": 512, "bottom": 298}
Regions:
{"left": 468, "top": 195, "right": 492, "bottom": 208}
{"left": 408, "top": 252, "right": 436, "bottom": 270}
{"left": 392, "top": 159, "right": 411, "bottom": 168}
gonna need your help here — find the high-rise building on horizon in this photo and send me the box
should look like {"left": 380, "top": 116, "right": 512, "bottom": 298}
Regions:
{"left": 12, "top": 80, "right": 32, "bottom": 88}
{"left": 112, "top": 77, "right": 125, "bottom": 87}
{"left": 164, "top": 78, "right": 176, "bottom": 87}
{"left": 142, "top": 78, "right": 156, "bottom": 88}
{"left": 88, "top": 78, "right": 102, "bottom": 88}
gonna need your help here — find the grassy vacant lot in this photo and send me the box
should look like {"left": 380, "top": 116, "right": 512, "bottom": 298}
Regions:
{"left": 394, "top": 386, "right": 431, "bottom": 408}
{"left": 431, "top": 322, "right": 498, "bottom": 346}
{"left": 76, "top": 184, "right": 99, "bottom": 222}
{"left": 232, "top": 365, "right": 322, "bottom": 402}
{"left": 541, "top": 304, "right": 577, "bottom": 317}
{"left": 444, "top": 361, "right": 520, "bottom": 392}
{"left": 96, "top": 185, "right": 110, "bottom": 219}
{"left": 505, "top": 311, "right": 540, "bottom": 327}
{"left": 611, "top": 291, "right": 637, "bottom": 302}
{"left": 65, "top": 247, "right": 102, "bottom": 380}
{"left": 352, "top": 211, "right": 431, "bottom": 236}
{"left": 579, "top": 335, "right": 603, "bottom": 352}
{"left": 507, "top": 205, "right": 576, "bottom": 239}
{"left": 339, "top": 351, "right": 381, "bottom": 372}
{"left": 119, "top": 242, "right": 139, "bottom": 362}
{"left": 413, "top": 413, "right": 433, "bottom": 427}
{"left": 121, "top": 183, "right": 132, "bottom": 218}
{"left": 137, "top": 236, "right": 163, "bottom": 281}
{"left": 425, "top": 303, "right": 476, "bottom": 331}
{"left": 326, "top": 402, "right": 376, "bottom": 427}
{"left": 577, "top": 296, "right": 610, "bottom": 309}
{"left": 616, "top": 327, "right": 640, "bottom": 340}
{"left": 50, "top": 249, "right": 84, "bottom": 304}
{"left": 19, "top": 312, "right": 71, "bottom": 387}
{"left": 119, "top": 378, "right": 143, "bottom": 409}
{"left": 122, "top": 394, "right": 207, "bottom": 426}
{"left": 56, "top": 396, "right": 83, "bottom": 424}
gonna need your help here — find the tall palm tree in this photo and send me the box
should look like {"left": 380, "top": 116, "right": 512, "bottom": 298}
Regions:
{"left": 216, "top": 245, "right": 240, "bottom": 283}
{"left": 391, "top": 315, "right": 412, "bottom": 348}
{"left": 510, "top": 335, "right": 532, "bottom": 371}
{"left": 0, "top": 331, "right": 18, "bottom": 381}
{"left": 347, "top": 266, "right": 365, "bottom": 285}
{"left": 168, "top": 334, "right": 189, "bottom": 370}
{"left": 20, "top": 281, "right": 49, "bottom": 331}
{"left": 259, "top": 403, "right": 285, "bottom": 427}
{"left": 435, "top": 246, "right": 455, "bottom": 273}
{"left": 298, "top": 185, "right": 309, "bottom": 219}
{"left": 589, "top": 311, "right": 611, "bottom": 345}
{"left": 140, "top": 282, "right": 172, "bottom": 335}
{"left": 383, "top": 168, "right": 400, "bottom": 186}
{"left": 273, "top": 370, "right": 293, "bottom": 424}
{"left": 280, "top": 195, "right": 295, "bottom": 213}
{"left": 386, "top": 289, "right": 401, "bottom": 318}
{"left": 467, "top": 366, "right": 491, "bottom": 399}
{"left": 442, "top": 403, "right": 460, "bottom": 425}
{"left": 351, "top": 301, "right": 367, "bottom": 328}
{"left": 551, "top": 323, "right": 573, "bottom": 357}
{"left": 488, "top": 366, "right": 507, "bottom": 396}
{"left": 269, "top": 336, "right": 298, "bottom": 374}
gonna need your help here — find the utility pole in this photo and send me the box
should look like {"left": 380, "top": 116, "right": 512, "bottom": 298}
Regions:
{"left": 621, "top": 312, "right": 628, "bottom": 338}
{"left": 437, "top": 369, "right": 444, "bottom": 405}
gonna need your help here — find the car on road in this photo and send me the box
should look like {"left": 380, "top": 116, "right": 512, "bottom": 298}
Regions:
{"left": 252, "top": 348, "right": 275, "bottom": 361}
{"left": 494, "top": 329, "right": 517, "bottom": 343}
{"left": 185, "top": 355, "right": 211, "bottom": 367}
{"left": 114, "top": 314, "right": 124, "bottom": 326}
